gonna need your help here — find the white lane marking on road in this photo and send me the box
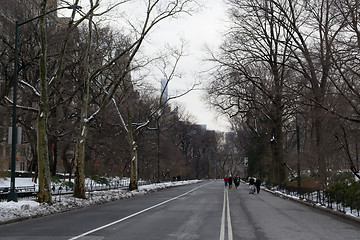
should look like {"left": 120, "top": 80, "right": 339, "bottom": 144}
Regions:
{"left": 220, "top": 189, "right": 233, "bottom": 240}
{"left": 226, "top": 189, "right": 233, "bottom": 240}
{"left": 68, "top": 183, "right": 209, "bottom": 240}
{"left": 220, "top": 190, "right": 226, "bottom": 240}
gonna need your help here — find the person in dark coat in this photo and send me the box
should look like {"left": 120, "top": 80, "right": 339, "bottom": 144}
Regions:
{"left": 255, "top": 178, "right": 262, "bottom": 194}
{"left": 228, "top": 176, "right": 233, "bottom": 189}
{"left": 249, "top": 177, "right": 255, "bottom": 185}
{"left": 234, "top": 176, "right": 240, "bottom": 188}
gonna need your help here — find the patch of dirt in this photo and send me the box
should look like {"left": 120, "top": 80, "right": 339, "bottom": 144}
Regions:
{"left": 287, "top": 177, "right": 324, "bottom": 190}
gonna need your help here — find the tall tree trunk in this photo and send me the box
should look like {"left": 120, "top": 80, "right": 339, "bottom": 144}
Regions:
{"left": 273, "top": 94, "right": 285, "bottom": 184}
{"left": 272, "top": 118, "right": 285, "bottom": 184}
{"left": 314, "top": 117, "right": 327, "bottom": 185}
{"left": 73, "top": 5, "right": 93, "bottom": 198}
{"left": 37, "top": 111, "right": 51, "bottom": 203}
{"left": 129, "top": 137, "right": 138, "bottom": 190}
{"left": 73, "top": 122, "right": 87, "bottom": 198}
{"left": 73, "top": 56, "right": 90, "bottom": 199}
{"left": 50, "top": 140, "right": 58, "bottom": 176}
{"left": 37, "top": 0, "right": 52, "bottom": 204}
{"left": 127, "top": 110, "right": 138, "bottom": 190}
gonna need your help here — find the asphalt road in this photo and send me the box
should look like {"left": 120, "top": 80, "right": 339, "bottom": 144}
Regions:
{"left": 0, "top": 180, "right": 359, "bottom": 240}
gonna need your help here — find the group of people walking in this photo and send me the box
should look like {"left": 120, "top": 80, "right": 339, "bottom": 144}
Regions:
{"left": 248, "top": 177, "right": 261, "bottom": 194}
{"left": 223, "top": 176, "right": 261, "bottom": 194}
{"left": 223, "top": 175, "right": 240, "bottom": 189}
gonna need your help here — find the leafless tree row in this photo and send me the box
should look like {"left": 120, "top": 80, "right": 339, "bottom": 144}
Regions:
{"left": 207, "top": 0, "right": 360, "bottom": 185}
{"left": 1, "top": 0, "right": 223, "bottom": 203}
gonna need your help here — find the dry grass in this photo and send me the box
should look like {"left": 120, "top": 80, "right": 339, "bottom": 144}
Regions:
{"left": 287, "top": 177, "right": 325, "bottom": 190}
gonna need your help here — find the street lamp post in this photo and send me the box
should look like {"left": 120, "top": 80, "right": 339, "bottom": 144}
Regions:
{"left": 8, "top": 5, "right": 81, "bottom": 202}
{"left": 296, "top": 115, "right": 301, "bottom": 194}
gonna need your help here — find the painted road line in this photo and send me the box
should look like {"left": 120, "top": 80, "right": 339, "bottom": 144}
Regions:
{"left": 226, "top": 189, "right": 233, "bottom": 240}
{"left": 220, "top": 189, "right": 226, "bottom": 240}
{"left": 68, "top": 183, "right": 209, "bottom": 240}
{"left": 220, "top": 189, "right": 233, "bottom": 240}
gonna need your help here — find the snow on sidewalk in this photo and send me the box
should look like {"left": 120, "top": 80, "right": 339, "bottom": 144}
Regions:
{"left": 0, "top": 179, "right": 201, "bottom": 224}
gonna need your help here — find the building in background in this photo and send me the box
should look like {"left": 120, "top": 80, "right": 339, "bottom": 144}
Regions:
{"left": 160, "top": 78, "right": 168, "bottom": 105}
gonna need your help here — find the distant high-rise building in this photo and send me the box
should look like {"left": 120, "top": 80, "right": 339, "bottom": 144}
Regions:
{"left": 199, "top": 124, "right": 207, "bottom": 131}
{"left": 160, "top": 78, "right": 168, "bottom": 105}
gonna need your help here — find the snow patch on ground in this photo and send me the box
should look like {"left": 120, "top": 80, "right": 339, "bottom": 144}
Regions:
{"left": 0, "top": 180, "right": 201, "bottom": 224}
{"left": 267, "top": 187, "right": 360, "bottom": 222}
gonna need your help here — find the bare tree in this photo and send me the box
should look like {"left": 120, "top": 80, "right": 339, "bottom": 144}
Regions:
{"left": 71, "top": 0, "right": 198, "bottom": 198}
{"left": 207, "top": 0, "right": 292, "bottom": 183}
{"left": 35, "top": 0, "right": 85, "bottom": 203}
{"left": 333, "top": 122, "right": 360, "bottom": 179}
{"left": 270, "top": 0, "right": 348, "bottom": 184}
{"left": 110, "top": 42, "right": 196, "bottom": 189}
{"left": 326, "top": 0, "right": 360, "bottom": 123}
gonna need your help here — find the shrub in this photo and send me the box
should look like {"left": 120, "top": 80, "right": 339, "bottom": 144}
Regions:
{"left": 63, "top": 181, "right": 74, "bottom": 190}
{"left": 51, "top": 175, "right": 62, "bottom": 184}
{"left": 91, "top": 175, "right": 109, "bottom": 186}
{"left": 0, "top": 170, "right": 10, "bottom": 179}
{"left": 324, "top": 172, "right": 360, "bottom": 211}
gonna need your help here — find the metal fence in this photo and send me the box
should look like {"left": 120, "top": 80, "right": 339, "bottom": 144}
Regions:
{"left": 274, "top": 185, "right": 360, "bottom": 217}
{"left": 0, "top": 179, "right": 168, "bottom": 201}
{"left": 0, "top": 186, "right": 36, "bottom": 200}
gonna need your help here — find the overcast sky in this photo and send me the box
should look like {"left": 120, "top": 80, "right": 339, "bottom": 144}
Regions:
{"left": 62, "top": 0, "right": 230, "bottom": 131}
{"left": 145, "top": 0, "right": 230, "bottom": 132}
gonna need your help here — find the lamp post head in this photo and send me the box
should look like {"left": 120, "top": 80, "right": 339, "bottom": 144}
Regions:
{"left": 68, "top": 5, "right": 82, "bottom": 10}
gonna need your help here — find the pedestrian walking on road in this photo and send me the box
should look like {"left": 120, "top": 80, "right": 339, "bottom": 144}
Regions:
{"left": 249, "top": 177, "right": 255, "bottom": 194}
{"left": 255, "top": 178, "right": 262, "bottom": 194}
{"left": 228, "top": 176, "right": 233, "bottom": 190}
{"left": 224, "top": 176, "right": 229, "bottom": 188}
{"left": 234, "top": 176, "right": 240, "bottom": 188}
